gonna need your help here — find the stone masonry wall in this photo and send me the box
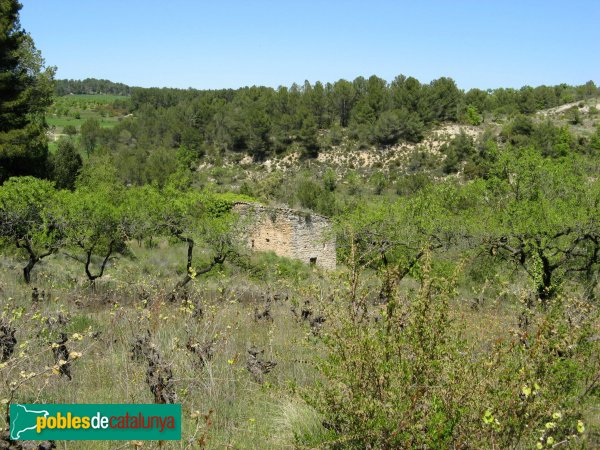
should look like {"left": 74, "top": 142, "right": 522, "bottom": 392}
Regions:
{"left": 232, "top": 202, "right": 336, "bottom": 270}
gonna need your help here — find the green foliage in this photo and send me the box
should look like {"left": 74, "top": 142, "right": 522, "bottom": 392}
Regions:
{"left": 296, "top": 178, "right": 322, "bottom": 211}
{"left": 0, "top": 176, "right": 62, "bottom": 282}
{"left": 302, "top": 259, "right": 599, "bottom": 448}
{"left": 60, "top": 72, "right": 595, "bottom": 168}
{"left": 50, "top": 139, "right": 82, "bottom": 190}
{"left": 590, "top": 125, "right": 600, "bottom": 155}
{"left": 62, "top": 124, "right": 77, "bottom": 136}
{"left": 201, "top": 191, "right": 255, "bottom": 218}
{"left": 241, "top": 251, "right": 312, "bottom": 283}
{"left": 502, "top": 114, "right": 534, "bottom": 146}
{"left": 143, "top": 147, "right": 178, "bottom": 187}
{"left": 464, "top": 104, "right": 482, "bottom": 125}
{"left": 441, "top": 131, "right": 476, "bottom": 174}
{"left": 298, "top": 114, "right": 320, "bottom": 159}
{"left": 79, "top": 117, "right": 101, "bottom": 156}
{"left": 322, "top": 168, "right": 337, "bottom": 192}
{"left": 476, "top": 148, "right": 600, "bottom": 300}
{"left": 369, "top": 171, "right": 386, "bottom": 195}
{"left": 566, "top": 106, "right": 582, "bottom": 125}
{"left": 0, "top": 0, "right": 55, "bottom": 181}
{"left": 55, "top": 78, "right": 131, "bottom": 96}
{"left": 395, "top": 173, "right": 432, "bottom": 196}
{"left": 58, "top": 183, "right": 129, "bottom": 281}
{"left": 533, "top": 121, "right": 576, "bottom": 158}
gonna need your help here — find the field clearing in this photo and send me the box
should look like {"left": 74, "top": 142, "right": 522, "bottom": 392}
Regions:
{"left": 46, "top": 113, "right": 120, "bottom": 130}
{"left": 46, "top": 93, "right": 131, "bottom": 134}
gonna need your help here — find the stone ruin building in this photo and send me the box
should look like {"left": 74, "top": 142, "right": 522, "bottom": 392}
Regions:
{"left": 232, "top": 202, "right": 336, "bottom": 270}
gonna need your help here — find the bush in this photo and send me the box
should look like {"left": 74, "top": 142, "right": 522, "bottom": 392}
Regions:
{"left": 323, "top": 168, "right": 337, "bottom": 192}
{"left": 441, "top": 131, "right": 476, "bottom": 174}
{"left": 296, "top": 178, "right": 322, "bottom": 211}
{"left": 566, "top": 106, "right": 582, "bottom": 125}
{"left": 63, "top": 124, "right": 77, "bottom": 136}
{"left": 395, "top": 173, "right": 431, "bottom": 196}
{"left": 464, "top": 105, "right": 482, "bottom": 125}
{"left": 301, "top": 258, "right": 598, "bottom": 448}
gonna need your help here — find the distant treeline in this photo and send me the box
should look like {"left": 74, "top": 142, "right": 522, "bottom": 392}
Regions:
{"left": 123, "top": 76, "right": 598, "bottom": 159}
{"left": 55, "top": 78, "right": 133, "bottom": 96}
{"left": 64, "top": 75, "right": 599, "bottom": 186}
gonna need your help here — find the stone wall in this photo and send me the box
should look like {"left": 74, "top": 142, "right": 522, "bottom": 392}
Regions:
{"left": 232, "top": 202, "right": 336, "bottom": 270}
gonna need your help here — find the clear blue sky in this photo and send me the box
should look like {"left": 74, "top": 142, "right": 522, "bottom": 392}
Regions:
{"left": 19, "top": 0, "right": 600, "bottom": 90}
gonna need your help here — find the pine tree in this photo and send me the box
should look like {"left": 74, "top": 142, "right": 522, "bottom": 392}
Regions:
{"left": 51, "top": 139, "right": 82, "bottom": 190}
{"left": 0, "top": 0, "right": 55, "bottom": 182}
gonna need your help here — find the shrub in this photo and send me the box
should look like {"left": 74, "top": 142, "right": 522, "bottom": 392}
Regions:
{"left": 63, "top": 124, "right": 77, "bottom": 136}
{"left": 301, "top": 257, "right": 598, "bottom": 448}
{"left": 395, "top": 173, "right": 431, "bottom": 196}
{"left": 464, "top": 105, "right": 482, "bottom": 126}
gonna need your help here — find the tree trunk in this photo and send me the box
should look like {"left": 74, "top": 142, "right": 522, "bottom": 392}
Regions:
{"left": 84, "top": 243, "right": 114, "bottom": 284}
{"left": 537, "top": 253, "right": 555, "bottom": 303}
{"left": 22, "top": 257, "right": 36, "bottom": 284}
{"left": 169, "top": 239, "right": 225, "bottom": 301}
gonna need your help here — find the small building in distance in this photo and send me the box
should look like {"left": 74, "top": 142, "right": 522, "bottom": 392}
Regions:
{"left": 232, "top": 202, "right": 336, "bottom": 270}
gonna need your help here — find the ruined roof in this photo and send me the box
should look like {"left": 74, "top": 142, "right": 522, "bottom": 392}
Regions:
{"left": 232, "top": 201, "right": 332, "bottom": 222}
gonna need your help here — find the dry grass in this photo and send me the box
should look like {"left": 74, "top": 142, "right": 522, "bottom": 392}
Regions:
{"left": 0, "top": 242, "right": 597, "bottom": 448}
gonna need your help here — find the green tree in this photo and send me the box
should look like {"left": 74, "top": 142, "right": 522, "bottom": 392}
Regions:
{"left": 63, "top": 124, "right": 77, "bottom": 136}
{"left": 372, "top": 110, "right": 401, "bottom": 145}
{"left": 60, "top": 188, "right": 129, "bottom": 284}
{"left": 0, "top": 176, "right": 63, "bottom": 283}
{"left": 481, "top": 149, "right": 600, "bottom": 301}
{"left": 59, "top": 162, "right": 129, "bottom": 283}
{"left": 370, "top": 171, "right": 386, "bottom": 195}
{"left": 424, "top": 77, "right": 461, "bottom": 122}
{"left": 298, "top": 114, "right": 320, "bottom": 158}
{"left": 51, "top": 139, "right": 82, "bottom": 190}
{"left": 464, "top": 105, "right": 482, "bottom": 125}
{"left": 372, "top": 109, "right": 424, "bottom": 145}
{"left": 441, "top": 130, "right": 476, "bottom": 174}
{"left": 331, "top": 79, "right": 355, "bottom": 127}
{"left": 79, "top": 118, "right": 101, "bottom": 157}
{"left": 127, "top": 184, "right": 239, "bottom": 295}
{"left": 0, "top": 0, "right": 55, "bottom": 182}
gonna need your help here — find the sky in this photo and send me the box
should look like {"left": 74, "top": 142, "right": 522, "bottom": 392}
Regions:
{"left": 19, "top": 0, "right": 600, "bottom": 91}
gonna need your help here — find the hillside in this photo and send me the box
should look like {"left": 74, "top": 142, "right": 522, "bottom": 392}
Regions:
{"left": 0, "top": 75, "right": 599, "bottom": 449}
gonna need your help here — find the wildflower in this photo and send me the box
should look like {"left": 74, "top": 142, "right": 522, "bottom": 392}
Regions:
{"left": 577, "top": 420, "right": 585, "bottom": 434}
{"left": 552, "top": 412, "right": 562, "bottom": 420}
